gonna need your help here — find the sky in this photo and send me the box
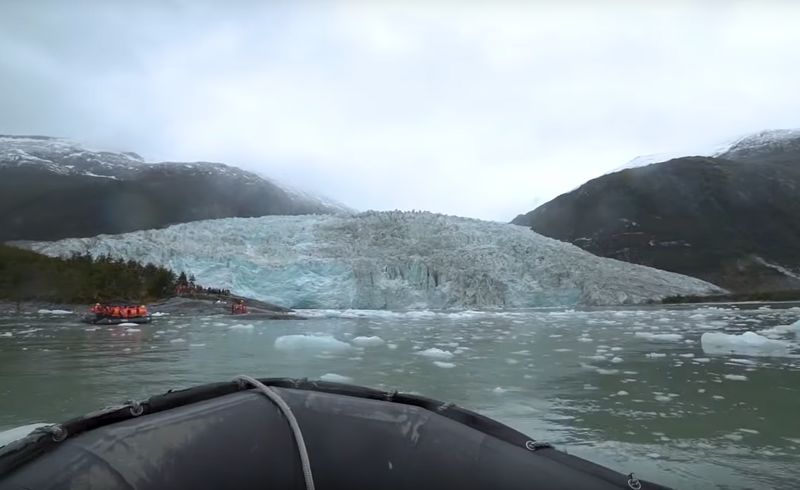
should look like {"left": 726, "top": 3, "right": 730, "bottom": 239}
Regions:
{"left": 1, "top": 1, "right": 800, "bottom": 221}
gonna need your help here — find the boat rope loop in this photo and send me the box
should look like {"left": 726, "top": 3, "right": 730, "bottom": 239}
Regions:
{"left": 234, "top": 375, "right": 315, "bottom": 490}
{"left": 626, "top": 473, "right": 642, "bottom": 490}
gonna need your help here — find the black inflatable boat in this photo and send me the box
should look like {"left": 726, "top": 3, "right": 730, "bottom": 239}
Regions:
{"left": 80, "top": 314, "right": 152, "bottom": 325}
{"left": 0, "top": 377, "right": 670, "bottom": 489}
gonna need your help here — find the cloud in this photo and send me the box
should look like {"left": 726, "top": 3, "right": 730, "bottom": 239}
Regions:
{"left": 1, "top": 1, "right": 800, "bottom": 220}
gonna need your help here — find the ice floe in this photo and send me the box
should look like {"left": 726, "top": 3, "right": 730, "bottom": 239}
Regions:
{"left": 635, "top": 332, "right": 683, "bottom": 342}
{"left": 351, "top": 336, "right": 386, "bottom": 347}
{"left": 319, "top": 373, "right": 354, "bottom": 383}
{"left": 229, "top": 324, "right": 255, "bottom": 331}
{"left": 37, "top": 309, "right": 72, "bottom": 315}
{"left": 701, "top": 331, "right": 791, "bottom": 357}
{"left": 275, "top": 334, "right": 352, "bottom": 353}
{"left": 415, "top": 348, "right": 454, "bottom": 360}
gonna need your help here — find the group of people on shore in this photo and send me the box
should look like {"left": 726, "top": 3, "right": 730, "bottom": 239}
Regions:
{"left": 90, "top": 303, "right": 149, "bottom": 318}
{"left": 231, "top": 299, "right": 249, "bottom": 315}
{"left": 175, "top": 284, "right": 231, "bottom": 296}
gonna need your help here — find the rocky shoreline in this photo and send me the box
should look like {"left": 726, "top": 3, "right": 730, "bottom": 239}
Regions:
{"left": 1, "top": 294, "right": 303, "bottom": 320}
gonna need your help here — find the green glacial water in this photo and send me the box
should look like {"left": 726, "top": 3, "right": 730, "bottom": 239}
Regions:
{"left": 1, "top": 303, "right": 799, "bottom": 489}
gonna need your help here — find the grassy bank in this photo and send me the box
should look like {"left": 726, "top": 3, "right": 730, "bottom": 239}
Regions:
{"left": 0, "top": 244, "right": 176, "bottom": 304}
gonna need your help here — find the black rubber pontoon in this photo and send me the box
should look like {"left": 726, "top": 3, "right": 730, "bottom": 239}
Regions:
{"left": 0, "top": 377, "right": 670, "bottom": 490}
{"left": 80, "top": 314, "right": 152, "bottom": 325}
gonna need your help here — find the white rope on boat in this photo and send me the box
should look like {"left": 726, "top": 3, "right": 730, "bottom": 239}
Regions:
{"left": 234, "top": 375, "right": 315, "bottom": 490}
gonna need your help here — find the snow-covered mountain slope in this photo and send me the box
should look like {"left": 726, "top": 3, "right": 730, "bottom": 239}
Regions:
{"left": 20, "top": 212, "right": 724, "bottom": 309}
{"left": 0, "top": 135, "right": 351, "bottom": 241}
{"left": 0, "top": 134, "right": 143, "bottom": 178}
{"left": 713, "top": 129, "right": 800, "bottom": 163}
{"left": 607, "top": 128, "right": 800, "bottom": 174}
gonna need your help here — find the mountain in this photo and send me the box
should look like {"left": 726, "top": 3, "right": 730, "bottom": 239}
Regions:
{"left": 512, "top": 129, "right": 800, "bottom": 292}
{"left": 0, "top": 135, "right": 349, "bottom": 242}
{"left": 16, "top": 211, "right": 723, "bottom": 309}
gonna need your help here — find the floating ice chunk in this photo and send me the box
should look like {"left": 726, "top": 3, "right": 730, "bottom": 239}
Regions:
{"left": 169, "top": 338, "right": 186, "bottom": 343}
{"left": 387, "top": 343, "right": 398, "bottom": 350}
{"left": 151, "top": 312, "right": 169, "bottom": 317}
{"left": 586, "top": 355, "right": 606, "bottom": 361}
{"left": 701, "top": 331, "right": 790, "bottom": 357}
{"left": 118, "top": 322, "right": 139, "bottom": 327}
{"left": 433, "top": 361, "right": 456, "bottom": 369}
{"left": 189, "top": 343, "right": 206, "bottom": 347}
{"left": 723, "top": 374, "right": 748, "bottom": 381}
{"left": 229, "top": 324, "right": 255, "bottom": 331}
{"left": 492, "top": 387, "right": 508, "bottom": 394}
{"left": 635, "top": 332, "right": 683, "bottom": 342}
{"left": 760, "top": 320, "right": 800, "bottom": 338}
{"left": 124, "top": 327, "right": 141, "bottom": 333}
{"left": 738, "top": 428, "right": 759, "bottom": 434}
{"left": 727, "top": 358, "right": 756, "bottom": 365}
{"left": 554, "top": 348, "right": 572, "bottom": 352}
{"left": 679, "top": 353, "right": 695, "bottom": 358}
{"left": 352, "top": 336, "right": 386, "bottom": 347}
{"left": 654, "top": 395, "right": 672, "bottom": 402}
{"left": 415, "top": 348, "right": 454, "bottom": 360}
{"left": 275, "top": 334, "right": 352, "bottom": 353}
{"left": 645, "top": 352, "right": 667, "bottom": 358}
{"left": 578, "top": 337, "right": 594, "bottom": 342}
{"left": 37, "top": 309, "right": 72, "bottom": 315}
{"left": 0, "top": 332, "right": 12, "bottom": 338}
{"left": 320, "top": 373, "right": 354, "bottom": 383}
{"left": 596, "top": 368, "right": 619, "bottom": 375}
{"left": 616, "top": 390, "right": 629, "bottom": 396}
{"left": 693, "top": 357, "right": 710, "bottom": 363}
{"left": 506, "top": 358, "right": 519, "bottom": 365}
{"left": 697, "top": 388, "right": 706, "bottom": 393}
{"left": 611, "top": 357, "right": 624, "bottom": 364}
{"left": 712, "top": 395, "right": 725, "bottom": 400}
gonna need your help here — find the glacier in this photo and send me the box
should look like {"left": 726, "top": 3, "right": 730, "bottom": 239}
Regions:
{"left": 20, "top": 211, "right": 724, "bottom": 309}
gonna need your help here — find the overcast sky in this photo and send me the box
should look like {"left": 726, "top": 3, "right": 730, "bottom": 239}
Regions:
{"left": 2, "top": 1, "right": 799, "bottom": 220}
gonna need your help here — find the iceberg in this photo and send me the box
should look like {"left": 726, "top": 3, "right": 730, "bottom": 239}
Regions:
{"left": 21, "top": 212, "right": 723, "bottom": 309}
{"left": 701, "top": 331, "right": 791, "bottom": 357}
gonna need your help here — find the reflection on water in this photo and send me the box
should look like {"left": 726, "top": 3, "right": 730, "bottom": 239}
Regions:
{"left": 1, "top": 304, "right": 799, "bottom": 488}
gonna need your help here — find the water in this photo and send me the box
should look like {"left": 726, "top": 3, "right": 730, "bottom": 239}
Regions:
{"left": 2, "top": 304, "right": 800, "bottom": 488}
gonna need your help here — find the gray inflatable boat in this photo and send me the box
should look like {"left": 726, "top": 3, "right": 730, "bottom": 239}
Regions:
{"left": 0, "top": 377, "right": 669, "bottom": 490}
